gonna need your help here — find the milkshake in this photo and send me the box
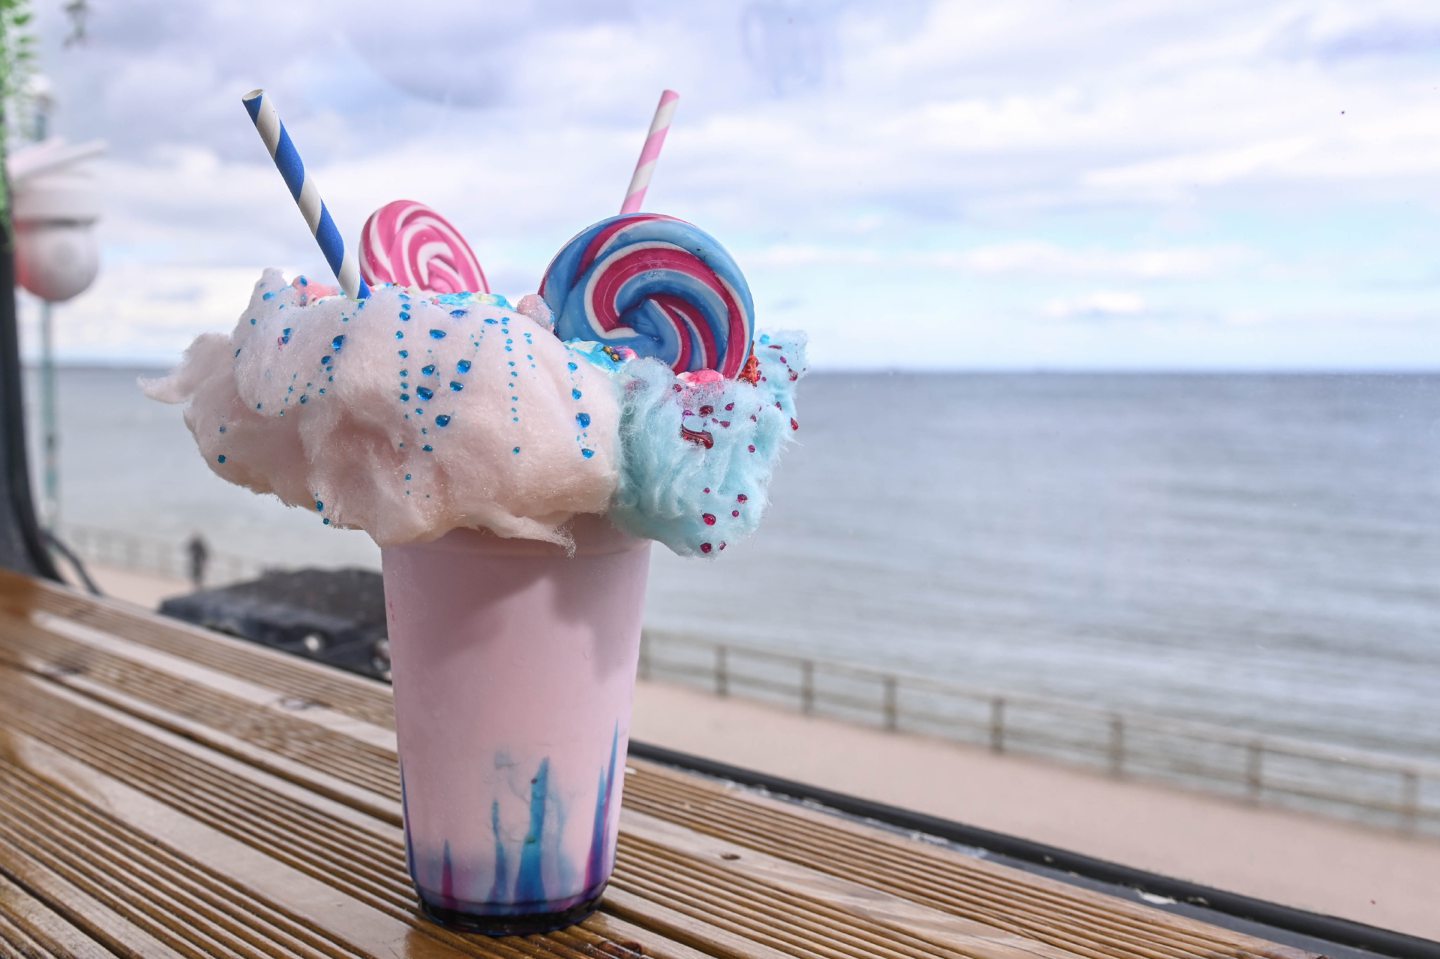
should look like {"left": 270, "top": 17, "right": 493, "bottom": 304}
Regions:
{"left": 145, "top": 193, "right": 807, "bottom": 934}
{"left": 384, "top": 516, "right": 649, "bottom": 933}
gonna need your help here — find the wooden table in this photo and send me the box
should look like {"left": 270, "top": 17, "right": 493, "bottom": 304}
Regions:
{"left": 0, "top": 569, "right": 1318, "bottom": 958}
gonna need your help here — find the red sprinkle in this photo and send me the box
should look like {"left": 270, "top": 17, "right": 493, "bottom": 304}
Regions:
{"left": 700, "top": 543, "right": 713, "bottom": 554}
{"left": 738, "top": 354, "right": 761, "bottom": 385}
{"left": 736, "top": 494, "right": 748, "bottom": 502}
{"left": 681, "top": 426, "right": 715, "bottom": 449}
{"left": 719, "top": 420, "right": 730, "bottom": 428}
{"left": 719, "top": 543, "right": 727, "bottom": 551}
{"left": 791, "top": 418, "right": 800, "bottom": 431}
{"left": 724, "top": 403, "right": 734, "bottom": 411}
{"left": 731, "top": 510, "right": 740, "bottom": 517}
{"left": 703, "top": 487, "right": 711, "bottom": 494}
{"left": 699, "top": 405, "right": 714, "bottom": 416}
{"left": 747, "top": 444, "right": 756, "bottom": 453}
{"left": 702, "top": 513, "right": 716, "bottom": 526}
{"left": 768, "top": 344, "right": 782, "bottom": 349}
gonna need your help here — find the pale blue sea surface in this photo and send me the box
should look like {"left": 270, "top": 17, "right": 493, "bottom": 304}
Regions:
{"left": 26, "top": 368, "right": 1440, "bottom": 764}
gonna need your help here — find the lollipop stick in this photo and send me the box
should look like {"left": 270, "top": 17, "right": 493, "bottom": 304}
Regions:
{"left": 620, "top": 90, "right": 679, "bottom": 215}
{"left": 242, "top": 89, "right": 370, "bottom": 299}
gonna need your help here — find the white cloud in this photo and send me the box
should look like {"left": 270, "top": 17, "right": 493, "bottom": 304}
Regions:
{"left": 1044, "top": 291, "right": 1148, "bottom": 320}
{"left": 745, "top": 241, "right": 1247, "bottom": 280}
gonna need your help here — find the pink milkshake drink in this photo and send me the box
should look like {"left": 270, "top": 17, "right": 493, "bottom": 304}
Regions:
{"left": 144, "top": 121, "right": 807, "bottom": 935}
{"left": 382, "top": 516, "right": 651, "bottom": 934}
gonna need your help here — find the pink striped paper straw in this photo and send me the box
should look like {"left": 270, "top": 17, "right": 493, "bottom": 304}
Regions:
{"left": 620, "top": 89, "right": 679, "bottom": 214}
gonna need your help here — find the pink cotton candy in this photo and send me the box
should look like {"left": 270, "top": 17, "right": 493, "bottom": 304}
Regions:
{"left": 143, "top": 269, "right": 621, "bottom": 549}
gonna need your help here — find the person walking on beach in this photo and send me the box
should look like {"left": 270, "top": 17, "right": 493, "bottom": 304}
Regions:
{"left": 186, "top": 533, "right": 210, "bottom": 588}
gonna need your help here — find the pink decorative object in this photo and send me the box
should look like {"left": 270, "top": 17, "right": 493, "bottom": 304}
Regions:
{"left": 290, "top": 276, "right": 339, "bottom": 304}
{"left": 620, "top": 90, "right": 679, "bottom": 215}
{"left": 360, "top": 200, "right": 489, "bottom": 294}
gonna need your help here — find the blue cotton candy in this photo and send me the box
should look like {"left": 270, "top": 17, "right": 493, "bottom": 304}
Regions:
{"left": 609, "top": 332, "right": 807, "bottom": 556}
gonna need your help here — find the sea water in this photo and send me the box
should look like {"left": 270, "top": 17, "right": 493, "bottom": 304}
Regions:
{"left": 27, "top": 367, "right": 1440, "bottom": 764}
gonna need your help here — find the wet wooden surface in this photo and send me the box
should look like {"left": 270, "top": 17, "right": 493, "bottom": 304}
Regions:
{"left": 0, "top": 569, "right": 1320, "bottom": 959}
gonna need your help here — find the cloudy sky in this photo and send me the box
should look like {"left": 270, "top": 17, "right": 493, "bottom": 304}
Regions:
{"left": 15, "top": 0, "right": 1440, "bottom": 369}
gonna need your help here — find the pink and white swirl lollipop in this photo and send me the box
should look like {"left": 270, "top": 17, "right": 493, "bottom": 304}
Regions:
{"left": 359, "top": 200, "right": 489, "bottom": 295}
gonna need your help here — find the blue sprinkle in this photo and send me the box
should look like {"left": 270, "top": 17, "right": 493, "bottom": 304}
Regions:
{"left": 315, "top": 500, "right": 324, "bottom": 511}
{"left": 449, "top": 381, "right": 463, "bottom": 392}
{"left": 218, "top": 426, "right": 227, "bottom": 434}
{"left": 263, "top": 291, "right": 275, "bottom": 301}
{"left": 457, "top": 359, "right": 472, "bottom": 374}
{"left": 505, "top": 346, "right": 513, "bottom": 352}
{"left": 299, "top": 395, "right": 309, "bottom": 404}
{"left": 321, "top": 355, "right": 332, "bottom": 366}
{"left": 332, "top": 334, "right": 346, "bottom": 351}
{"left": 322, "top": 518, "right": 330, "bottom": 525}
{"left": 256, "top": 403, "right": 263, "bottom": 410}
{"left": 429, "top": 329, "right": 447, "bottom": 339}
{"left": 281, "top": 327, "right": 292, "bottom": 343}
{"left": 415, "top": 408, "right": 424, "bottom": 415}
{"left": 572, "top": 389, "right": 582, "bottom": 400}
{"left": 400, "top": 370, "right": 409, "bottom": 378}
{"left": 405, "top": 473, "right": 412, "bottom": 481}
{"left": 512, "top": 447, "right": 521, "bottom": 454}
{"left": 401, "top": 393, "right": 410, "bottom": 401}
{"left": 400, "top": 311, "right": 411, "bottom": 321}
{"left": 396, "top": 331, "right": 405, "bottom": 340}
{"left": 421, "top": 364, "right": 436, "bottom": 376}
{"left": 234, "top": 348, "right": 241, "bottom": 357}
{"left": 435, "top": 414, "right": 452, "bottom": 427}
{"left": 249, "top": 319, "right": 257, "bottom": 326}
{"left": 450, "top": 309, "right": 467, "bottom": 318}
{"left": 567, "top": 362, "right": 578, "bottom": 371}
{"left": 417, "top": 386, "right": 434, "bottom": 401}
{"left": 508, "top": 361, "right": 516, "bottom": 367}
{"left": 576, "top": 412, "right": 591, "bottom": 428}
{"left": 217, "top": 454, "right": 227, "bottom": 464}
{"left": 581, "top": 448, "right": 595, "bottom": 459}
{"left": 318, "top": 388, "right": 326, "bottom": 395}
{"left": 299, "top": 276, "right": 309, "bottom": 286}
{"left": 422, "top": 444, "right": 434, "bottom": 452}
{"left": 484, "top": 318, "right": 498, "bottom": 325}
{"left": 399, "top": 349, "right": 409, "bottom": 358}
{"left": 512, "top": 417, "right": 519, "bottom": 423}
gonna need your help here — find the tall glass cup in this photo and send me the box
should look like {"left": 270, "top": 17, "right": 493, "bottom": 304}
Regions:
{"left": 381, "top": 515, "right": 651, "bottom": 934}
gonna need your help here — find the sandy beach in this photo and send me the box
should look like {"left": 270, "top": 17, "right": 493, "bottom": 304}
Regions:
{"left": 74, "top": 562, "right": 1440, "bottom": 941}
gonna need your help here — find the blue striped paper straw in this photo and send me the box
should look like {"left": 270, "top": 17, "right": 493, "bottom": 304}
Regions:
{"left": 242, "top": 89, "right": 370, "bottom": 299}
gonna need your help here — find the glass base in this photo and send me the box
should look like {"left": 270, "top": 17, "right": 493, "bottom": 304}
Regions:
{"left": 418, "top": 885, "right": 607, "bottom": 936}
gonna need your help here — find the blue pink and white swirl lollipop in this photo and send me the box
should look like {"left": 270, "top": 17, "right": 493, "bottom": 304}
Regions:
{"left": 539, "top": 214, "right": 755, "bottom": 379}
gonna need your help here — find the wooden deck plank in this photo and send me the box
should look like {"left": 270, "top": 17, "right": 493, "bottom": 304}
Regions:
{"left": 0, "top": 570, "right": 1323, "bottom": 958}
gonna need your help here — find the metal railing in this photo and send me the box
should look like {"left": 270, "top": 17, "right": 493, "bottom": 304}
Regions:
{"left": 639, "top": 630, "right": 1440, "bottom": 837}
{"left": 47, "top": 523, "right": 1440, "bottom": 837}
{"left": 56, "top": 523, "right": 271, "bottom": 587}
